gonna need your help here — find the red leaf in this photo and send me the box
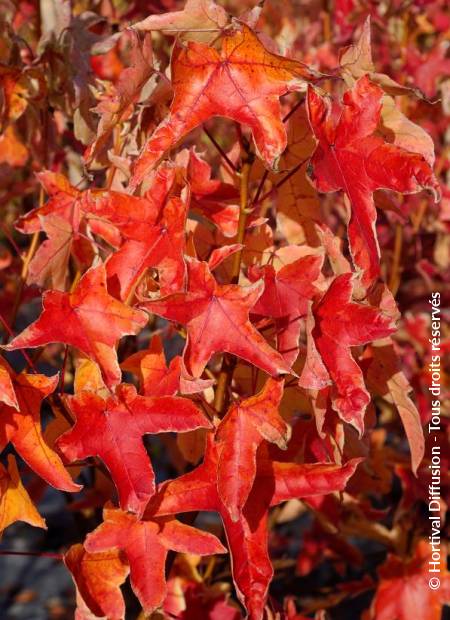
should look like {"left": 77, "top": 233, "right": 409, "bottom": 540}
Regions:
{"left": 57, "top": 383, "right": 211, "bottom": 516}
{"left": 0, "top": 356, "right": 19, "bottom": 409}
{"left": 151, "top": 434, "right": 361, "bottom": 619}
{"left": 301, "top": 273, "right": 396, "bottom": 435}
{"left": 248, "top": 253, "right": 323, "bottom": 364}
{"left": 216, "top": 377, "right": 289, "bottom": 521}
{"left": 129, "top": 24, "right": 320, "bottom": 189}
{"left": 368, "top": 540, "right": 450, "bottom": 620}
{"left": 84, "top": 505, "right": 226, "bottom": 614}
{"left": 139, "top": 258, "right": 292, "bottom": 378}
{"left": 5, "top": 263, "right": 148, "bottom": 389}
{"left": 105, "top": 194, "right": 188, "bottom": 299}
{"left": 306, "top": 75, "right": 439, "bottom": 285}
{"left": 120, "top": 334, "right": 181, "bottom": 397}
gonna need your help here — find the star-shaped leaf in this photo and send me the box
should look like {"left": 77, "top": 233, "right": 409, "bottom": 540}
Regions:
{"left": 248, "top": 252, "right": 323, "bottom": 365}
{"left": 5, "top": 263, "right": 148, "bottom": 388}
{"left": 57, "top": 383, "right": 211, "bottom": 516}
{"left": 216, "top": 377, "right": 289, "bottom": 521}
{"left": 139, "top": 258, "right": 292, "bottom": 378}
{"left": 306, "top": 75, "right": 439, "bottom": 285}
{"left": 150, "top": 434, "right": 361, "bottom": 620}
{"left": 300, "top": 273, "right": 396, "bottom": 435}
{"left": 105, "top": 193, "right": 188, "bottom": 299}
{"left": 130, "top": 24, "right": 320, "bottom": 189}
{"left": 84, "top": 505, "right": 227, "bottom": 615}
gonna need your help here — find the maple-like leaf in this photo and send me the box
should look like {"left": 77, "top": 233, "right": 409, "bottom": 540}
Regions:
{"left": 16, "top": 172, "right": 81, "bottom": 234}
{"left": 26, "top": 214, "right": 74, "bottom": 290}
{"left": 306, "top": 75, "right": 439, "bottom": 285}
{"left": 248, "top": 253, "right": 323, "bottom": 365}
{"left": 16, "top": 173, "right": 94, "bottom": 290}
{"left": 129, "top": 24, "right": 320, "bottom": 189}
{"left": 0, "top": 365, "right": 81, "bottom": 492}
{"left": 368, "top": 540, "right": 450, "bottom": 620}
{"left": 84, "top": 505, "right": 227, "bottom": 615}
{"left": 85, "top": 164, "right": 188, "bottom": 298}
{"left": 0, "top": 454, "right": 46, "bottom": 537}
{"left": 65, "top": 544, "right": 129, "bottom": 620}
{"left": 300, "top": 273, "right": 396, "bottom": 435}
{"left": 151, "top": 435, "right": 361, "bottom": 619}
{"left": 17, "top": 171, "right": 120, "bottom": 250}
{"left": 5, "top": 263, "right": 148, "bottom": 388}
{"left": 139, "top": 258, "right": 292, "bottom": 378}
{"left": 57, "top": 383, "right": 211, "bottom": 516}
{"left": 216, "top": 377, "right": 290, "bottom": 521}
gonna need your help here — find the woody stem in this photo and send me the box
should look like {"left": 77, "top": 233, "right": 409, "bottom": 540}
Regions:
{"left": 213, "top": 151, "right": 253, "bottom": 416}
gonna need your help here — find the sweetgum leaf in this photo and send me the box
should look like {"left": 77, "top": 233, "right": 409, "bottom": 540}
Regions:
{"left": 139, "top": 257, "right": 292, "bottom": 378}
{"left": 0, "top": 364, "right": 80, "bottom": 492}
{"left": 151, "top": 434, "right": 361, "bottom": 620}
{"left": 129, "top": 24, "right": 321, "bottom": 189}
{"left": 306, "top": 75, "right": 439, "bottom": 286}
{"left": 84, "top": 505, "right": 227, "bottom": 614}
{"left": 5, "top": 263, "right": 148, "bottom": 389}
{"left": 301, "top": 273, "right": 396, "bottom": 435}
{"left": 57, "top": 383, "right": 211, "bottom": 516}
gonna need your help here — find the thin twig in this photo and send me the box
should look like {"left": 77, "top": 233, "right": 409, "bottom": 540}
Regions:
{"left": 0, "top": 550, "right": 63, "bottom": 560}
{"left": 0, "top": 312, "right": 37, "bottom": 372}
{"left": 256, "top": 156, "right": 309, "bottom": 206}
{"left": 203, "top": 126, "right": 238, "bottom": 174}
{"left": 213, "top": 149, "right": 254, "bottom": 415}
{"left": 0, "top": 223, "right": 23, "bottom": 258}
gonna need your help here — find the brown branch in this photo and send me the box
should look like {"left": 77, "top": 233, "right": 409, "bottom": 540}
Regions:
{"left": 0, "top": 550, "right": 64, "bottom": 560}
{"left": 203, "top": 126, "right": 238, "bottom": 174}
{"left": 213, "top": 151, "right": 254, "bottom": 416}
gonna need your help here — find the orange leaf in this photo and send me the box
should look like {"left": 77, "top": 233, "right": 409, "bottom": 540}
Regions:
{"left": 0, "top": 454, "right": 46, "bottom": 537}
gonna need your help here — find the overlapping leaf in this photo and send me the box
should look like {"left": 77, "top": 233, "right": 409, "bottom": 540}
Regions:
{"left": 306, "top": 75, "right": 439, "bottom": 285}
{"left": 0, "top": 362, "right": 80, "bottom": 492}
{"left": 130, "top": 24, "right": 320, "bottom": 188}
{"left": 139, "top": 257, "right": 292, "bottom": 378}
{"left": 151, "top": 434, "right": 361, "bottom": 619}
{"left": 299, "top": 273, "right": 396, "bottom": 434}
{"left": 84, "top": 505, "right": 227, "bottom": 614}
{"left": 57, "top": 383, "right": 211, "bottom": 516}
{"left": 5, "top": 263, "right": 148, "bottom": 388}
